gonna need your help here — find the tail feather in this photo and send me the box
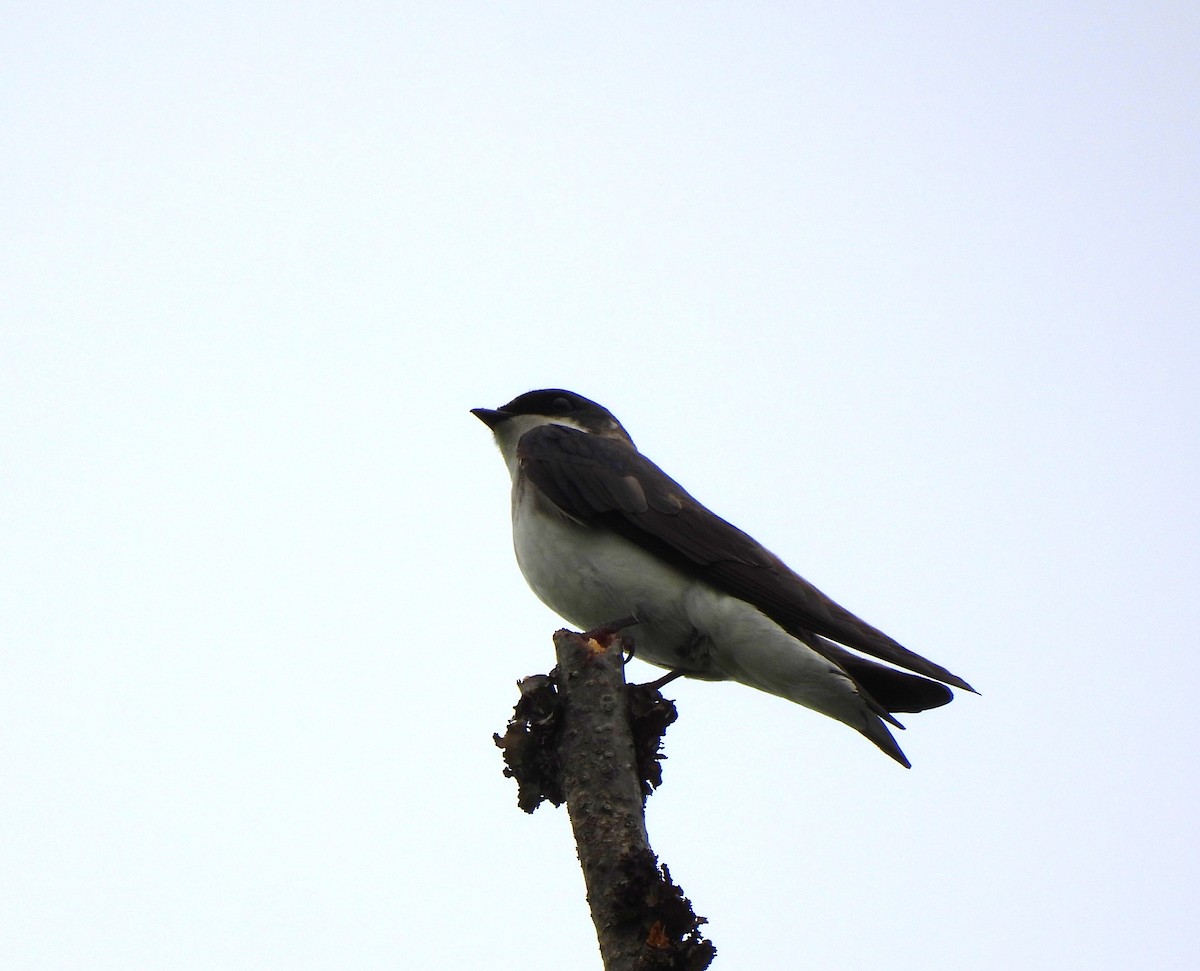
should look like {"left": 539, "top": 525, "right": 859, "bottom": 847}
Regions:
{"left": 857, "top": 715, "right": 911, "bottom": 769}
{"left": 812, "top": 636, "right": 956, "bottom": 713}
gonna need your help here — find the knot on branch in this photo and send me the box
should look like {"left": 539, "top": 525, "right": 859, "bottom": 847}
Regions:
{"left": 606, "top": 850, "right": 716, "bottom": 971}
{"left": 627, "top": 682, "right": 678, "bottom": 797}
{"left": 493, "top": 674, "right": 565, "bottom": 813}
{"left": 493, "top": 669, "right": 679, "bottom": 813}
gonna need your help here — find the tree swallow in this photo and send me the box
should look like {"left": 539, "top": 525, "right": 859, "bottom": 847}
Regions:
{"left": 472, "top": 389, "right": 974, "bottom": 767}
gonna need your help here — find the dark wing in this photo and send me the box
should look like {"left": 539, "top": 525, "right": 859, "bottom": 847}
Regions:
{"left": 517, "top": 424, "right": 974, "bottom": 695}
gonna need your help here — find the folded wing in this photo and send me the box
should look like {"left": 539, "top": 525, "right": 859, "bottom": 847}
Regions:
{"left": 517, "top": 424, "right": 974, "bottom": 704}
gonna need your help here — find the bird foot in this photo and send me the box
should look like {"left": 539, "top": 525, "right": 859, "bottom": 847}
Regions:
{"left": 581, "top": 616, "right": 640, "bottom": 662}
{"left": 582, "top": 616, "right": 640, "bottom": 640}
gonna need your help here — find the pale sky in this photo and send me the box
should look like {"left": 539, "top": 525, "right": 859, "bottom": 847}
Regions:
{"left": 3, "top": 3, "right": 1198, "bottom": 968}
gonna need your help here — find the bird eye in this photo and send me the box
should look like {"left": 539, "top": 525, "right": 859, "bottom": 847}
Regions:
{"left": 552, "top": 395, "right": 572, "bottom": 411}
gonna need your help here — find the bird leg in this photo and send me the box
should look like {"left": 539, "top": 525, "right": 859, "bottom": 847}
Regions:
{"left": 642, "top": 669, "right": 686, "bottom": 691}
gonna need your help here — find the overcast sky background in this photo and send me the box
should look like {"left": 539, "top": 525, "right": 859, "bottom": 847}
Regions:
{"left": 3, "top": 3, "right": 1198, "bottom": 968}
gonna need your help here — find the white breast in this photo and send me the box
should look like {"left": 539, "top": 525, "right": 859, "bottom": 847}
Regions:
{"left": 510, "top": 481, "right": 700, "bottom": 668}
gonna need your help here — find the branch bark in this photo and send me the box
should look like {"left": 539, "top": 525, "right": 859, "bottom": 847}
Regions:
{"left": 495, "top": 628, "right": 715, "bottom": 970}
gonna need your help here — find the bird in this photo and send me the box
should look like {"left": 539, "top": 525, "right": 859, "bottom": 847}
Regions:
{"left": 471, "top": 388, "right": 974, "bottom": 767}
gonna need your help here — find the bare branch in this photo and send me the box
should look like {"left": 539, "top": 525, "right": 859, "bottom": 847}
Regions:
{"left": 495, "top": 629, "right": 715, "bottom": 970}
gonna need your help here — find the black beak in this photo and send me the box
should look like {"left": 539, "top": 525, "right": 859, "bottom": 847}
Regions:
{"left": 470, "top": 407, "right": 509, "bottom": 430}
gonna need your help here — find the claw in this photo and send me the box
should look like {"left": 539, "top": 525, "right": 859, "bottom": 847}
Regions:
{"left": 581, "top": 615, "right": 640, "bottom": 642}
